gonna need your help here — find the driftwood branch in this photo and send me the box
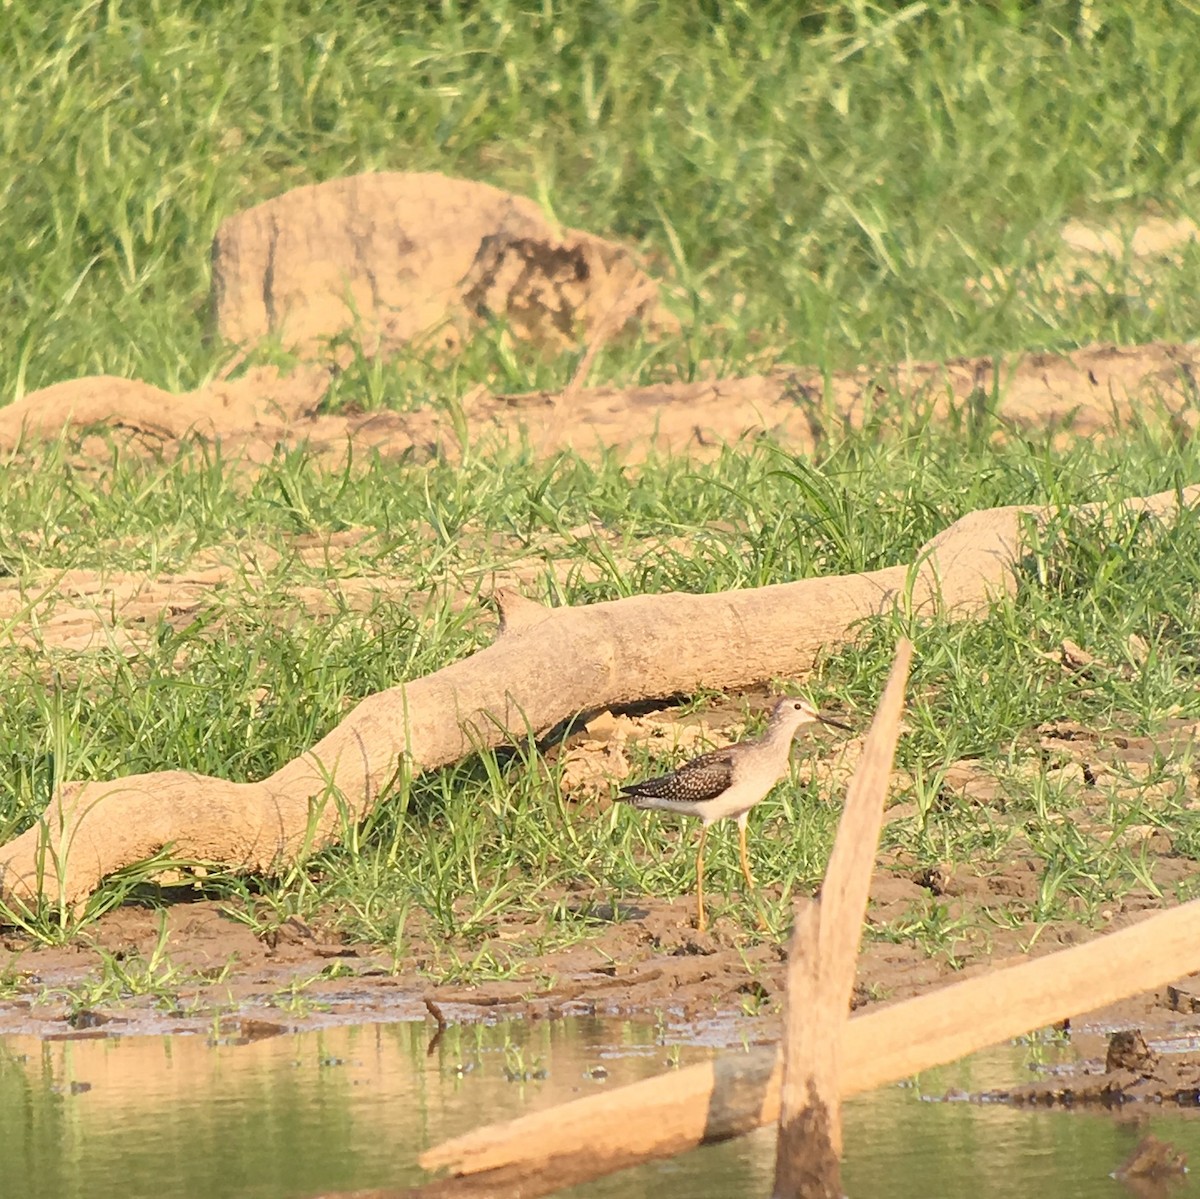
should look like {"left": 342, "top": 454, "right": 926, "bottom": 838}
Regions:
{"left": 2, "top": 485, "right": 1197, "bottom": 909}
{"left": 414, "top": 897, "right": 1200, "bottom": 1197}
{"left": 773, "top": 640, "right": 911, "bottom": 1198}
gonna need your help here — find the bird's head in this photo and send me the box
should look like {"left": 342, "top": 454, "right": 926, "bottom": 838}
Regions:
{"left": 769, "top": 696, "right": 852, "bottom": 736}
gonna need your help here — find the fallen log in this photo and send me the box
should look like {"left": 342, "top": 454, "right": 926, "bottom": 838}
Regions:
{"left": 2, "top": 485, "right": 1197, "bottom": 910}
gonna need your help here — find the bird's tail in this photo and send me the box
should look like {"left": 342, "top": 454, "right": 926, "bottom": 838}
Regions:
{"left": 616, "top": 783, "right": 657, "bottom": 808}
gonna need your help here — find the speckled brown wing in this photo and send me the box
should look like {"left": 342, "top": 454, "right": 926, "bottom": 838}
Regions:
{"left": 619, "top": 746, "right": 736, "bottom": 807}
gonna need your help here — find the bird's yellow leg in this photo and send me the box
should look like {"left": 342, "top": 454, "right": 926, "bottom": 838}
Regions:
{"left": 738, "top": 817, "right": 756, "bottom": 891}
{"left": 695, "top": 825, "right": 707, "bottom": 933}
{"left": 738, "top": 815, "right": 769, "bottom": 931}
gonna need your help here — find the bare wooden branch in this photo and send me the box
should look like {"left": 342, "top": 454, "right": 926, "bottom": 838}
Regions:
{"left": 773, "top": 900, "right": 840, "bottom": 1199}
{"left": 420, "top": 897, "right": 1200, "bottom": 1190}
{"left": 773, "top": 639, "right": 911, "bottom": 1198}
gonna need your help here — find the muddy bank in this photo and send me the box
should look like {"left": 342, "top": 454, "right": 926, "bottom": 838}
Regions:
{"left": 4, "top": 874, "right": 1200, "bottom": 1052}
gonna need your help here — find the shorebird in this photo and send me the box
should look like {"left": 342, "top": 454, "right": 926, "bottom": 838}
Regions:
{"left": 617, "top": 697, "right": 852, "bottom": 932}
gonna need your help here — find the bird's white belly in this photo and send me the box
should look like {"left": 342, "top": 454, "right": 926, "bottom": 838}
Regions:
{"left": 699, "top": 779, "right": 771, "bottom": 825}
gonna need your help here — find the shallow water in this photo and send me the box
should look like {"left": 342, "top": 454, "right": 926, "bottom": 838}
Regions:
{"left": 3, "top": 1018, "right": 1199, "bottom": 1198}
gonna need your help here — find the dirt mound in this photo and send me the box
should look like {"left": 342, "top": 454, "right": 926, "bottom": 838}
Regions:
{"left": 970, "top": 215, "right": 1200, "bottom": 318}
{"left": 4, "top": 869, "right": 1199, "bottom": 1047}
{"left": 211, "top": 171, "right": 670, "bottom": 357}
{"left": 0, "top": 535, "right": 417, "bottom": 661}
{"left": 946, "top": 1018, "right": 1200, "bottom": 1108}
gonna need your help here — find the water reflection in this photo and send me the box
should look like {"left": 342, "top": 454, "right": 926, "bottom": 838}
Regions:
{"left": 2, "top": 1018, "right": 709, "bottom": 1198}
{"left": 3, "top": 1020, "right": 1200, "bottom": 1198}
{"left": 568, "top": 1046, "right": 1200, "bottom": 1199}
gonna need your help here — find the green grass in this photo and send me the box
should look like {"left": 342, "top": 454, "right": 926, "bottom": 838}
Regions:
{"left": 1, "top": 402, "right": 1199, "bottom": 965}
{"left": 3, "top": 2, "right": 1200, "bottom": 981}
{"left": 4, "top": 1, "right": 1200, "bottom": 402}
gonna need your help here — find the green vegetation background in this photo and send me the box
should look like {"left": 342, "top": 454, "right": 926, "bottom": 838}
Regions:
{"left": 4, "top": 0, "right": 1200, "bottom": 397}
{"left": 2, "top": 1, "right": 1200, "bottom": 962}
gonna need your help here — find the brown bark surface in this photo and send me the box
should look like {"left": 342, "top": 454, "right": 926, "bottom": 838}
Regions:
{"left": 773, "top": 904, "right": 844, "bottom": 1199}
